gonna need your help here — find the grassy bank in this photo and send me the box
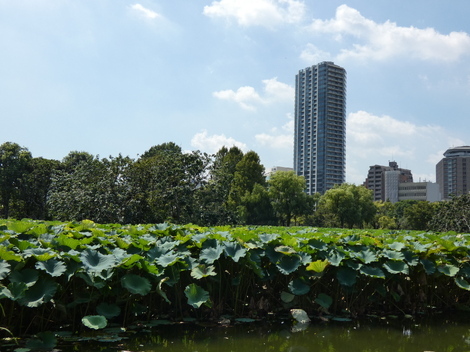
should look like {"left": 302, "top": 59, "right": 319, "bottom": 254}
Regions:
{"left": 1, "top": 219, "right": 470, "bottom": 337}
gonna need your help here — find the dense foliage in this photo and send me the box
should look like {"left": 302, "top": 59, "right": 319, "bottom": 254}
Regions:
{"left": 1, "top": 141, "right": 470, "bottom": 232}
{"left": 1, "top": 219, "right": 470, "bottom": 337}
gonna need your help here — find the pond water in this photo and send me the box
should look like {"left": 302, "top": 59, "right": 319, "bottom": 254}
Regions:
{"left": 49, "top": 314, "right": 470, "bottom": 352}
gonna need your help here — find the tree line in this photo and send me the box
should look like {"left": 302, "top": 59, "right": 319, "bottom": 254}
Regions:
{"left": 0, "top": 141, "right": 467, "bottom": 231}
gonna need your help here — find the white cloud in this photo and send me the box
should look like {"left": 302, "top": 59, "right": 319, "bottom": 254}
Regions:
{"left": 300, "top": 44, "right": 332, "bottom": 64}
{"left": 213, "top": 77, "right": 293, "bottom": 110}
{"left": 130, "top": 4, "right": 160, "bottom": 20}
{"left": 203, "top": 0, "right": 305, "bottom": 28}
{"left": 346, "top": 110, "right": 465, "bottom": 184}
{"left": 191, "top": 130, "right": 248, "bottom": 154}
{"left": 307, "top": 4, "right": 470, "bottom": 62}
{"left": 255, "top": 113, "right": 293, "bottom": 149}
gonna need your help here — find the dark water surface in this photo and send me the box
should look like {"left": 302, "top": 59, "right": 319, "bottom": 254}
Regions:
{"left": 48, "top": 314, "right": 470, "bottom": 352}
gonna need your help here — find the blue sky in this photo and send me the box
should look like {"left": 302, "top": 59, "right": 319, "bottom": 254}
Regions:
{"left": 1, "top": 0, "right": 470, "bottom": 185}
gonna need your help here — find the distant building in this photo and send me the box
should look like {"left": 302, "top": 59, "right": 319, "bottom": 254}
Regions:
{"left": 294, "top": 61, "right": 346, "bottom": 195}
{"left": 364, "top": 161, "right": 413, "bottom": 202}
{"left": 266, "top": 166, "right": 294, "bottom": 179}
{"left": 398, "top": 182, "right": 441, "bottom": 202}
{"left": 436, "top": 146, "right": 470, "bottom": 200}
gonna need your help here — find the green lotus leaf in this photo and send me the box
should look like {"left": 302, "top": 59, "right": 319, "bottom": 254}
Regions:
{"left": 460, "top": 263, "right": 470, "bottom": 278}
{"left": 200, "top": 244, "right": 223, "bottom": 264}
{"left": 336, "top": 267, "right": 357, "bottom": 287}
{"left": 438, "top": 264, "right": 459, "bottom": 277}
{"left": 291, "top": 308, "right": 310, "bottom": 323}
{"left": 275, "top": 246, "right": 296, "bottom": 255}
{"left": 82, "top": 315, "right": 108, "bottom": 330}
{"left": 281, "top": 291, "right": 295, "bottom": 303}
{"left": 111, "top": 248, "right": 131, "bottom": 263}
{"left": 308, "top": 239, "right": 328, "bottom": 251}
{"left": 288, "top": 278, "right": 310, "bottom": 295}
{"left": 97, "top": 302, "right": 121, "bottom": 318}
{"left": 156, "top": 252, "right": 180, "bottom": 267}
{"left": 412, "top": 241, "right": 432, "bottom": 253}
{"left": 315, "top": 293, "right": 333, "bottom": 310}
{"left": 455, "top": 277, "right": 470, "bottom": 291}
{"left": 420, "top": 259, "right": 436, "bottom": 274}
{"left": 223, "top": 241, "right": 247, "bottom": 262}
{"left": 81, "top": 249, "right": 117, "bottom": 274}
{"left": 191, "top": 264, "right": 217, "bottom": 279}
{"left": 0, "top": 260, "right": 10, "bottom": 279}
{"left": 326, "top": 250, "right": 345, "bottom": 266}
{"left": 360, "top": 265, "right": 385, "bottom": 279}
{"left": 388, "top": 242, "right": 406, "bottom": 251}
{"left": 8, "top": 221, "right": 33, "bottom": 234}
{"left": 25, "top": 331, "right": 57, "bottom": 350}
{"left": 157, "top": 277, "right": 171, "bottom": 304}
{"left": 257, "top": 233, "right": 280, "bottom": 244}
{"left": 265, "top": 244, "right": 283, "bottom": 263}
{"left": 184, "top": 283, "right": 210, "bottom": 308}
{"left": 403, "top": 250, "right": 419, "bottom": 266}
{"left": 1, "top": 282, "right": 27, "bottom": 301}
{"left": 10, "top": 268, "right": 39, "bottom": 287}
{"left": 276, "top": 254, "right": 301, "bottom": 275}
{"left": 35, "top": 259, "right": 67, "bottom": 277}
{"left": 352, "top": 249, "right": 377, "bottom": 264}
{"left": 121, "top": 274, "right": 151, "bottom": 295}
{"left": 382, "top": 249, "right": 405, "bottom": 261}
{"left": 0, "top": 246, "right": 22, "bottom": 261}
{"left": 23, "top": 248, "right": 56, "bottom": 261}
{"left": 306, "top": 259, "right": 329, "bottom": 273}
{"left": 383, "top": 260, "right": 409, "bottom": 275}
{"left": 20, "top": 277, "right": 58, "bottom": 307}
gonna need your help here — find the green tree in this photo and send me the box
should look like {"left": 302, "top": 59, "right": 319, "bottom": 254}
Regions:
{"left": 429, "top": 194, "right": 470, "bottom": 233}
{"left": 268, "top": 171, "right": 313, "bottom": 226}
{"left": 317, "top": 183, "right": 376, "bottom": 228}
{"left": 402, "top": 201, "right": 436, "bottom": 230}
{"left": 0, "top": 142, "right": 32, "bottom": 218}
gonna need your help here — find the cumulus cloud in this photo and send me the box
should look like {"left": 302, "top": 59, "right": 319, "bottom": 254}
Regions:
{"left": 213, "top": 77, "right": 293, "bottom": 110}
{"left": 203, "top": 0, "right": 305, "bottom": 28}
{"left": 130, "top": 4, "right": 160, "bottom": 19}
{"left": 346, "top": 110, "right": 465, "bottom": 184}
{"left": 255, "top": 113, "right": 293, "bottom": 149}
{"left": 300, "top": 44, "right": 332, "bottom": 63}
{"left": 307, "top": 4, "right": 470, "bottom": 62}
{"left": 191, "top": 130, "right": 248, "bottom": 154}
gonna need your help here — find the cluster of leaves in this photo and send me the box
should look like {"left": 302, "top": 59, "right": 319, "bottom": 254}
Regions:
{"left": 1, "top": 219, "right": 470, "bottom": 337}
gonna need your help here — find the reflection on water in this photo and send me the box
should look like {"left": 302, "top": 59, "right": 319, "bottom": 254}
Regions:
{"left": 29, "top": 315, "right": 470, "bottom": 351}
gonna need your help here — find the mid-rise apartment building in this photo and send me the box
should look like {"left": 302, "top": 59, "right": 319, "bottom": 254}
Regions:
{"left": 364, "top": 161, "right": 413, "bottom": 202}
{"left": 436, "top": 146, "right": 470, "bottom": 200}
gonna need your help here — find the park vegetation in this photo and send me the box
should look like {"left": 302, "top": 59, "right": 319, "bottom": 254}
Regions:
{"left": 1, "top": 141, "right": 468, "bottom": 232}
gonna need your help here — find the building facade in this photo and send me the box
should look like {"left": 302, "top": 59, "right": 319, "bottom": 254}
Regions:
{"left": 398, "top": 182, "right": 441, "bottom": 202}
{"left": 293, "top": 62, "right": 346, "bottom": 195}
{"left": 436, "top": 146, "right": 470, "bottom": 200}
{"left": 364, "top": 161, "right": 413, "bottom": 202}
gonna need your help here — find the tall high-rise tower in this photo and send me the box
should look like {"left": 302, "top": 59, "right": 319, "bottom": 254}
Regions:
{"left": 294, "top": 61, "right": 346, "bottom": 195}
{"left": 436, "top": 146, "right": 470, "bottom": 200}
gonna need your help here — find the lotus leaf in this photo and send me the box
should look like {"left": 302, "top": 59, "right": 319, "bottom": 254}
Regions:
{"left": 291, "top": 308, "right": 310, "bottom": 323}
{"left": 0, "top": 246, "right": 22, "bottom": 261}
{"left": 403, "top": 250, "right": 419, "bottom": 266}
{"left": 157, "top": 277, "right": 171, "bottom": 303}
{"left": 97, "top": 302, "right": 121, "bottom": 318}
{"left": 81, "top": 249, "right": 117, "bottom": 274}
{"left": 388, "top": 242, "right": 406, "bottom": 251}
{"left": 25, "top": 331, "right": 57, "bottom": 350}
{"left": 455, "top": 277, "right": 470, "bottom": 291}
{"left": 420, "top": 259, "right": 436, "bottom": 274}
{"left": 314, "top": 293, "right": 333, "bottom": 310}
{"left": 276, "top": 254, "right": 301, "bottom": 275}
{"left": 191, "top": 264, "right": 217, "bottom": 279}
{"left": 383, "top": 261, "right": 409, "bottom": 275}
{"left": 306, "top": 259, "right": 329, "bottom": 273}
{"left": 223, "top": 241, "right": 247, "bottom": 262}
{"left": 8, "top": 221, "right": 33, "bottom": 234}
{"left": 156, "top": 252, "right": 181, "bottom": 267}
{"left": 281, "top": 291, "right": 295, "bottom": 303}
{"left": 20, "top": 277, "right": 58, "bottom": 307}
{"left": 10, "top": 268, "right": 39, "bottom": 287}
{"left": 382, "top": 249, "right": 405, "bottom": 261}
{"left": 0, "top": 260, "right": 10, "bottom": 279}
{"left": 308, "top": 239, "right": 328, "bottom": 251}
{"left": 35, "top": 259, "right": 67, "bottom": 277}
{"left": 200, "top": 243, "right": 223, "bottom": 264}
{"left": 326, "top": 250, "right": 345, "bottom": 266}
{"left": 1, "top": 282, "right": 27, "bottom": 301}
{"left": 336, "top": 267, "right": 357, "bottom": 287}
{"left": 275, "top": 245, "right": 297, "bottom": 255}
{"left": 265, "top": 244, "right": 283, "bottom": 263}
{"left": 438, "top": 264, "right": 459, "bottom": 277}
{"left": 82, "top": 315, "right": 108, "bottom": 330}
{"left": 184, "top": 283, "right": 210, "bottom": 308}
{"left": 288, "top": 278, "right": 310, "bottom": 295}
{"left": 352, "top": 248, "right": 377, "bottom": 264}
{"left": 359, "top": 265, "right": 385, "bottom": 279}
{"left": 121, "top": 274, "right": 152, "bottom": 295}
{"left": 257, "top": 233, "right": 279, "bottom": 244}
